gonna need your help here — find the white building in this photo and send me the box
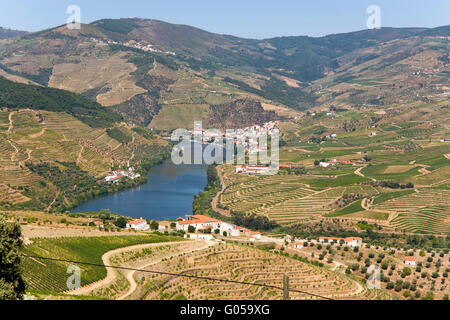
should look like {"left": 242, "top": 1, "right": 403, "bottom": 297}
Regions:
{"left": 176, "top": 215, "right": 258, "bottom": 239}
{"left": 251, "top": 232, "right": 261, "bottom": 240}
{"left": 319, "top": 162, "right": 331, "bottom": 168}
{"left": 345, "top": 237, "right": 363, "bottom": 248}
{"left": 319, "top": 237, "right": 343, "bottom": 244}
{"left": 93, "top": 220, "right": 104, "bottom": 228}
{"left": 176, "top": 215, "right": 222, "bottom": 232}
{"left": 293, "top": 242, "right": 304, "bottom": 249}
{"left": 404, "top": 256, "right": 416, "bottom": 266}
{"left": 126, "top": 218, "right": 149, "bottom": 231}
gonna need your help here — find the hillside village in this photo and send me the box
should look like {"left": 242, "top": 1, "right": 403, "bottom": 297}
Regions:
{"left": 90, "top": 37, "right": 176, "bottom": 55}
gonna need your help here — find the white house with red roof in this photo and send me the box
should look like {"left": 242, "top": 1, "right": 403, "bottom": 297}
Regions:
{"left": 293, "top": 242, "right": 304, "bottom": 249}
{"left": 319, "top": 236, "right": 344, "bottom": 243}
{"left": 126, "top": 218, "right": 149, "bottom": 231}
{"left": 251, "top": 231, "right": 261, "bottom": 240}
{"left": 176, "top": 215, "right": 222, "bottom": 232}
{"left": 345, "top": 237, "right": 363, "bottom": 248}
{"left": 176, "top": 215, "right": 257, "bottom": 238}
{"left": 404, "top": 256, "right": 416, "bottom": 266}
{"left": 93, "top": 220, "right": 104, "bottom": 228}
{"left": 318, "top": 236, "right": 363, "bottom": 247}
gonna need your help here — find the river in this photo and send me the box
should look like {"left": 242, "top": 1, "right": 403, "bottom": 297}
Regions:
{"left": 72, "top": 162, "right": 208, "bottom": 220}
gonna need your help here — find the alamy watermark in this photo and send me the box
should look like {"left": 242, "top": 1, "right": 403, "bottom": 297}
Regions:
{"left": 171, "top": 121, "right": 279, "bottom": 175}
{"left": 366, "top": 5, "right": 381, "bottom": 30}
{"left": 67, "top": 265, "right": 81, "bottom": 290}
{"left": 367, "top": 264, "right": 381, "bottom": 289}
{"left": 66, "top": 5, "right": 81, "bottom": 30}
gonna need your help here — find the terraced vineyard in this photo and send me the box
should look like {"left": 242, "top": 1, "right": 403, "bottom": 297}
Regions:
{"left": 86, "top": 241, "right": 212, "bottom": 300}
{"left": 267, "top": 186, "right": 378, "bottom": 224}
{"left": 220, "top": 165, "right": 380, "bottom": 224}
{"left": 0, "top": 108, "right": 170, "bottom": 211}
{"left": 134, "top": 243, "right": 382, "bottom": 300}
{"left": 0, "top": 184, "right": 30, "bottom": 203}
{"left": 221, "top": 175, "right": 315, "bottom": 216}
{"left": 22, "top": 235, "right": 181, "bottom": 293}
{"left": 374, "top": 189, "right": 450, "bottom": 234}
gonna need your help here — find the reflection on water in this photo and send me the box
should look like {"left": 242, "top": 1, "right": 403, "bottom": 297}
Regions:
{"left": 72, "top": 163, "right": 208, "bottom": 220}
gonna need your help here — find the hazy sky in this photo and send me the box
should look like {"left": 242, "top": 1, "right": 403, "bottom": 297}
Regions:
{"left": 1, "top": 0, "right": 449, "bottom": 38}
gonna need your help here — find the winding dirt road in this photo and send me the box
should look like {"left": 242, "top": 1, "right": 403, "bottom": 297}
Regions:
{"left": 118, "top": 240, "right": 217, "bottom": 300}
{"left": 67, "top": 240, "right": 217, "bottom": 298}
{"left": 211, "top": 166, "right": 231, "bottom": 217}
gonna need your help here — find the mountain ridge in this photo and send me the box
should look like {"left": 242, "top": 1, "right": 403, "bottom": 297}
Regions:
{"left": 0, "top": 18, "right": 448, "bottom": 129}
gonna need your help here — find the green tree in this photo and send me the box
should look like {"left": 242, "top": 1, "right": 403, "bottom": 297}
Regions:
{"left": 98, "top": 209, "right": 111, "bottom": 220}
{"left": 0, "top": 216, "right": 26, "bottom": 300}
{"left": 114, "top": 217, "right": 127, "bottom": 229}
{"left": 403, "top": 267, "right": 412, "bottom": 276}
{"left": 188, "top": 225, "right": 196, "bottom": 233}
{"left": 150, "top": 220, "right": 159, "bottom": 231}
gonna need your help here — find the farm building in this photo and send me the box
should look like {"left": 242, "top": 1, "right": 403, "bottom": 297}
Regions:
{"left": 293, "top": 242, "right": 304, "bottom": 249}
{"left": 319, "top": 237, "right": 343, "bottom": 243}
{"left": 404, "top": 256, "right": 416, "bottom": 266}
{"left": 319, "top": 162, "right": 331, "bottom": 168}
{"left": 344, "top": 237, "right": 363, "bottom": 248}
{"left": 318, "top": 236, "right": 363, "bottom": 247}
{"left": 176, "top": 215, "right": 222, "bottom": 232}
{"left": 235, "top": 165, "right": 271, "bottom": 175}
{"left": 176, "top": 215, "right": 258, "bottom": 239}
{"left": 251, "top": 231, "right": 261, "bottom": 240}
{"left": 158, "top": 221, "right": 172, "bottom": 231}
{"left": 93, "top": 220, "right": 104, "bottom": 228}
{"left": 126, "top": 218, "right": 149, "bottom": 231}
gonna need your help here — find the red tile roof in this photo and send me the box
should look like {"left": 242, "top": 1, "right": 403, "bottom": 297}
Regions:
{"left": 319, "top": 237, "right": 344, "bottom": 241}
{"left": 128, "top": 218, "right": 146, "bottom": 225}
{"left": 345, "top": 237, "right": 362, "bottom": 242}
{"left": 404, "top": 256, "right": 416, "bottom": 261}
{"left": 177, "top": 215, "right": 220, "bottom": 225}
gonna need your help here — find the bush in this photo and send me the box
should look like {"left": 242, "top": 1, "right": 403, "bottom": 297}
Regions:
{"left": 403, "top": 267, "right": 412, "bottom": 276}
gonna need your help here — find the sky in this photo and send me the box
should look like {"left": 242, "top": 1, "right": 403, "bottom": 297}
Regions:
{"left": 0, "top": 0, "right": 449, "bottom": 39}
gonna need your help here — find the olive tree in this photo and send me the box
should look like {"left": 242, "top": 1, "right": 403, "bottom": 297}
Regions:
{"left": 0, "top": 216, "right": 26, "bottom": 300}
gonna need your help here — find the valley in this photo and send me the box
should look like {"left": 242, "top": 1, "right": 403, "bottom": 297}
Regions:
{"left": 0, "top": 17, "right": 448, "bottom": 301}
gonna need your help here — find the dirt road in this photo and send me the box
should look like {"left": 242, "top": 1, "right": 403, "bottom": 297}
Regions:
{"left": 211, "top": 166, "right": 231, "bottom": 217}
{"left": 354, "top": 166, "right": 376, "bottom": 182}
{"left": 67, "top": 240, "right": 217, "bottom": 298}
{"left": 118, "top": 240, "right": 217, "bottom": 300}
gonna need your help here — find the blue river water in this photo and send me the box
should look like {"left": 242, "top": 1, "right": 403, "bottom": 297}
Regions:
{"left": 72, "top": 163, "right": 208, "bottom": 220}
